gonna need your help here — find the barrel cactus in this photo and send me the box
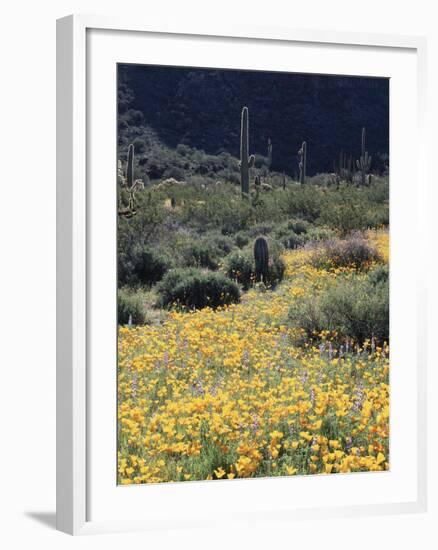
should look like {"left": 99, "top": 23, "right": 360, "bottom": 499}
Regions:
{"left": 240, "top": 107, "right": 255, "bottom": 195}
{"left": 254, "top": 236, "right": 269, "bottom": 282}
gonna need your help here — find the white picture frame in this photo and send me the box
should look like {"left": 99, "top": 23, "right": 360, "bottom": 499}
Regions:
{"left": 56, "top": 14, "right": 428, "bottom": 535}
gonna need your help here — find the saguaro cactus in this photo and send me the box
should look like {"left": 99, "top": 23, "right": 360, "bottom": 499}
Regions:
{"left": 267, "top": 138, "right": 273, "bottom": 170}
{"left": 126, "top": 142, "right": 134, "bottom": 187}
{"left": 118, "top": 143, "right": 144, "bottom": 218}
{"left": 240, "top": 107, "right": 255, "bottom": 195}
{"left": 253, "top": 175, "right": 261, "bottom": 204}
{"left": 254, "top": 236, "right": 269, "bottom": 283}
{"left": 356, "top": 127, "right": 371, "bottom": 186}
{"left": 298, "top": 141, "right": 307, "bottom": 184}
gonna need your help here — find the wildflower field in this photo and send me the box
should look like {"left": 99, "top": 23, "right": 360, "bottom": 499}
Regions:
{"left": 118, "top": 231, "right": 389, "bottom": 484}
{"left": 117, "top": 66, "right": 390, "bottom": 485}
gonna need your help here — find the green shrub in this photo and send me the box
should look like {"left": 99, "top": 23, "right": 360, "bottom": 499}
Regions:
{"left": 286, "top": 218, "right": 309, "bottom": 235}
{"left": 118, "top": 245, "right": 172, "bottom": 287}
{"left": 157, "top": 268, "right": 240, "bottom": 309}
{"left": 182, "top": 234, "right": 234, "bottom": 270}
{"left": 208, "top": 234, "right": 235, "bottom": 255}
{"left": 287, "top": 267, "right": 389, "bottom": 345}
{"left": 234, "top": 231, "right": 250, "bottom": 248}
{"left": 182, "top": 241, "right": 220, "bottom": 270}
{"left": 281, "top": 186, "right": 322, "bottom": 222}
{"left": 275, "top": 219, "right": 331, "bottom": 250}
{"left": 118, "top": 288, "right": 146, "bottom": 325}
{"left": 226, "top": 251, "right": 254, "bottom": 289}
{"left": 318, "top": 201, "right": 368, "bottom": 235}
{"left": 365, "top": 205, "right": 389, "bottom": 228}
{"left": 311, "top": 235, "right": 381, "bottom": 271}
{"left": 367, "top": 264, "right": 389, "bottom": 285}
{"left": 305, "top": 226, "right": 337, "bottom": 242}
{"left": 264, "top": 255, "right": 286, "bottom": 287}
{"left": 248, "top": 224, "right": 274, "bottom": 237}
{"left": 280, "top": 232, "right": 306, "bottom": 250}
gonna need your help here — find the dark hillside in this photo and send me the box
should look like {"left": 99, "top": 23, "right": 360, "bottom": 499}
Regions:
{"left": 118, "top": 64, "right": 389, "bottom": 176}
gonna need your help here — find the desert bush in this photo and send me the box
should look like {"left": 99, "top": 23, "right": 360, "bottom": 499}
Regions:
{"left": 275, "top": 221, "right": 305, "bottom": 249}
{"left": 305, "top": 226, "right": 337, "bottom": 242}
{"left": 280, "top": 186, "right": 322, "bottom": 222}
{"left": 181, "top": 234, "right": 234, "bottom": 270}
{"left": 234, "top": 231, "right": 250, "bottom": 248}
{"left": 157, "top": 268, "right": 240, "bottom": 309}
{"left": 286, "top": 218, "right": 309, "bottom": 235}
{"left": 225, "top": 251, "right": 254, "bottom": 289}
{"left": 367, "top": 264, "right": 389, "bottom": 285}
{"left": 118, "top": 288, "right": 146, "bottom": 325}
{"left": 176, "top": 143, "right": 192, "bottom": 156}
{"left": 118, "top": 245, "right": 172, "bottom": 287}
{"left": 307, "top": 173, "right": 336, "bottom": 187}
{"left": 265, "top": 255, "right": 286, "bottom": 287}
{"left": 163, "top": 165, "right": 185, "bottom": 181}
{"left": 208, "top": 234, "right": 235, "bottom": 255}
{"left": 182, "top": 241, "right": 220, "bottom": 270}
{"left": 318, "top": 201, "right": 368, "bottom": 235}
{"left": 247, "top": 224, "right": 274, "bottom": 237}
{"left": 275, "top": 219, "right": 328, "bottom": 249}
{"left": 277, "top": 224, "right": 336, "bottom": 250}
{"left": 287, "top": 267, "right": 389, "bottom": 344}
{"left": 311, "top": 234, "right": 381, "bottom": 271}
{"left": 178, "top": 183, "right": 253, "bottom": 234}
{"left": 365, "top": 205, "right": 389, "bottom": 228}
{"left": 280, "top": 232, "right": 306, "bottom": 250}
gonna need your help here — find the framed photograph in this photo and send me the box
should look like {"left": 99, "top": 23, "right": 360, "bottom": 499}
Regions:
{"left": 57, "top": 15, "right": 427, "bottom": 535}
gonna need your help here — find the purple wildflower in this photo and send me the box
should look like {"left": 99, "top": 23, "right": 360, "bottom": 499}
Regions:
{"left": 353, "top": 382, "right": 364, "bottom": 412}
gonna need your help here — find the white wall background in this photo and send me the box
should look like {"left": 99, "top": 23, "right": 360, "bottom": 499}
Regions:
{"left": 0, "top": 1, "right": 436, "bottom": 548}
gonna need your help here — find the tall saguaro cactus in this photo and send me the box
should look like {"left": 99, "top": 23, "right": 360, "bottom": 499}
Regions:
{"left": 267, "top": 137, "right": 273, "bottom": 170}
{"left": 126, "top": 142, "right": 134, "bottom": 188}
{"left": 298, "top": 141, "right": 307, "bottom": 184}
{"left": 356, "top": 127, "right": 371, "bottom": 186}
{"left": 240, "top": 107, "right": 255, "bottom": 196}
{"left": 254, "top": 236, "right": 269, "bottom": 283}
{"left": 118, "top": 143, "right": 144, "bottom": 218}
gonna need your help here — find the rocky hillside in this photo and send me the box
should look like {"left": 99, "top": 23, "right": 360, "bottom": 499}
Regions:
{"left": 118, "top": 64, "right": 389, "bottom": 176}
